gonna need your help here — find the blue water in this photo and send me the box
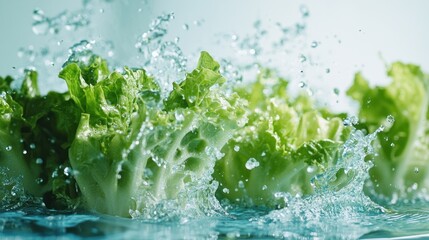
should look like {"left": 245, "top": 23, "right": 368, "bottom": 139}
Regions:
{"left": 1, "top": 204, "right": 429, "bottom": 239}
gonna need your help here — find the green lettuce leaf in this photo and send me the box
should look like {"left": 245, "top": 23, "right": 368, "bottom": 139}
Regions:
{"left": 347, "top": 62, "right": 429, "bottom": 201}
{"left": 214, "top": 69, "right": 350, "bottom": 207}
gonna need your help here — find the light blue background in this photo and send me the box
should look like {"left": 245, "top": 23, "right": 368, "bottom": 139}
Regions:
{"left": 1, "top": 0, "right": 428, "bottom": 108}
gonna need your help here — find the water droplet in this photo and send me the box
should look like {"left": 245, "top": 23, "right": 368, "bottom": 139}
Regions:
{"left": 274, "top": 192, "right": 285, "bottom": 198}
{"left": 99, "top": 8, "right": 104, "bottom": 13}
{"left": 222, "top": 188, "right": 230, "bottom": 194}
{"left": 300, "top": 54, "right": 307, "bottom": 63}
{"left": 138, "top": 8, "right": 142, "bottom": 12}
{"left": 234, "top": 145, "right": 240, "bottom": 152}
{"left": 414, "top": 167, "right": 419, "bottom": 174}
{"left": 262, "top": 185, "right": 268, "bottom": 190}
{"left": 343, "top": 116, "right": 358, "bottom": 126}
{"left": 245, "top": 158, "right": 260, "bottom": 170}
{"left": 390, "top": 192, "right": 398, "bottom": 204}
{"left": 32, "top": 21, "right": 50, "bottom": 35}
{"left": 326, "top": 68, "right": 331, "bottom": 73}
{"left": 174, "top": 112, "right": 184, "bottom": 122}
{"left": 333, "top": 88, "right": 340, "bottom": 95}
{"left": 36, "top": 158, "right": 43, "bottom": 164}
{"left": 311, "top": 41, "right": 318, "bottom": 48}
{"left": 35, "top": 177, "right": 44, "bottom": 184}
{"left": 299, "top": 81, "right": 306, "bottom": 88}
{"left": 182, "top": 24, "right": 189, "bottom": 30}
{"left": 64, "top": 167, "right": 72, "bottom": 176}
{"left": 300, "top": 5, "right": 310, "bottom": 18}
{"left": 231, "top": 34, "right": 238, "bottom": 41}
{"left": 249, "top": 48, "right": 256, "bottom": 55}
{"left": 151, "top": 50, "right": 160, "bottom": 58}
{"left": 5, "top": 146, "right": 12, "bottom": 151}
{"left": 22, "top": 150, "right": 28, "bottom": 155}
{"left": 193, "top": 20, "right": 202, "bottom": 26}
{"left": 386, "top": 115, "right": 395, "bottom": 125}
{"left": 33, "top": 9, "right": 45, "bottom": 21}
{"left": 307, "top": 166, "right": 315, "bottom": 173}
{"left": 238, "top": 180, "right": 245, "bottom": 188}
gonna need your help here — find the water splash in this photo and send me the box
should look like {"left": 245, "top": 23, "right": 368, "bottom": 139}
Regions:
{"left": 0, "top": 167, "right": 41, "bottom": 211}
{"left": 253, "top": 125, "right": 386, "bottom": 239}
{"left": 32, "top": 8, "right": 91, "bottom": 36}
{"left": 135, "top": 13, "right": 187, "bottom": 97}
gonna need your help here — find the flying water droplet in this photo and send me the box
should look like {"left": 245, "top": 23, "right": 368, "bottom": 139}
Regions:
{"left": 307, "top": 166, "right": 315, "bottom": 173}
{"left": 234, "top": 145, "right": 240, "bottom": 152}
{"left": 333, "top": 88, "right": 340, "bottom": 95}
{"left": 300, "top": 5, "right": 310, "bottom": 18}
{"left": 343, "top": 116, "right": 358, "bottom": 126}
{"left": 36, "top": 158, "right": 43, "bottom": 164}
{"left": 311, "top": 41, "right": 318, "bottom": 48}
{"left": 245, "top": 158, "right": 260, "bottom": 170}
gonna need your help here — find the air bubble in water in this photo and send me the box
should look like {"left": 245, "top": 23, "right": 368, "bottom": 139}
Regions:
{"left": 234, "top": 145, "right": 240, "bottom": 152}
{"left": 182, "top": 24, "right": 189, "bottom": 30}
{"left": 245, "top": 158, "right": 260, "bottom": 170}
{"left": 5, "top": 146, "right": 12, "bottom": 151}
